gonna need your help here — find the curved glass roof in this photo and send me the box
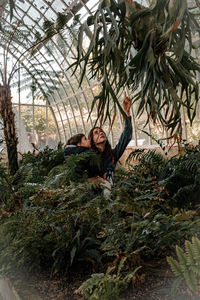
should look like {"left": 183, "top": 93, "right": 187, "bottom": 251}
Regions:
{"left": 0, "top": 0, "right": 199, "bottom": 152}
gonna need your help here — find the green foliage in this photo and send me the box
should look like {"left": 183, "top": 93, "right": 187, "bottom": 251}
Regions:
{"left": 31, "top": 8, "right": 79, "bottom": 56}
{"left": 16, "top": 143, "right": 100, "bottom": 188}
{"left": 0, "top": 159, "right": 15, "bottom": 202}
{"left": 78, "top": 258, "right": 141, "bottom": 300}
{"left": 69, "top": 0, "right": 200, "bottom": 132}
{"left": 15, "top": 144, "right": 65, "bottom": 184}
{"left": 126, "top": 148, "right": 166, "bottom": 177}
{"left": 0, "top": 185, "right": 102, "bottom": 275}
{"left": 98, "top": 207, "right": 199, "bottom": 262}
{"left": 158, "top": 147, "right": 200, "bottom": 208}
{"left": 45, "top": 151, "right": 101, "bottom": 188}
{"left": 126, "top": 142, "right": 200, "bottom": 209}
{"left": 0, "top": 141, "right": 200, "bottom": 290}
{"left": 0, "top": 0, "right": 15, "bottom": 28}
{"left": 167, "top": 237, "right": 200, "bottom": 294}
{"left": 11, "top": 62, "right": 62, "bottom": 101}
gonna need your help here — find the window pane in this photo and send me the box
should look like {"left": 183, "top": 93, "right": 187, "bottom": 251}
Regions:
{"left": 47, "top": 107, "right": 60, "bottom": 148}
{"left": 34, "top": 106, "right": 47, "bottom": 150}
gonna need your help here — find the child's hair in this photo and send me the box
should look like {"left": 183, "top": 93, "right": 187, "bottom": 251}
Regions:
{"left": 66, "top": 133, "right": 85, "bottom": 146}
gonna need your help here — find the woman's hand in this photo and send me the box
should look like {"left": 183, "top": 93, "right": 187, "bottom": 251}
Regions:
{"left": 123, "top": 91, "right": 131, "bottom": 117}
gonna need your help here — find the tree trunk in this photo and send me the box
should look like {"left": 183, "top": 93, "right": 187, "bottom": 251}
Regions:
{"left": 0, "top": 85, "right": 19, "bottom": 175}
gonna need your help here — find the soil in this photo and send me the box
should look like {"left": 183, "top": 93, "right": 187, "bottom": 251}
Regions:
{"left": 16, "top": 261, "right": 200, "bottom": 300}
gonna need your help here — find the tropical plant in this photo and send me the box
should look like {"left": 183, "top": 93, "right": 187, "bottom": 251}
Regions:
{"left": 126, "top": 143, "right": 200, "bottom": 209}
{"left": 0, "top": 183, "right": 103, "bottom": 275}
{"left": 0, "top": 13, "right": 63, "bottom": 174}
{"left": 1, "top": 142, "right": 200, "bottom": 285}
{"left": 11, "top": 62, "right": 61, "bottom": 101}
{"left": 126, "top": 148, "right": 167, "bottom": 177}
{"left": 98, "top": 207, "right": 199, "bottom": 264}
{"left": 45, "top": 151, "right": 100, "bottom": 188}
{"left": 13, "top": 143, "right": 65, "bottom": 185}
{"left": 0, "top": 158, "right": 15, "bottom": 202}
{"left": 69, "top": 0, "right": 200, "bottom": 132}
{"left": 0, "top": 0, "right": 16, "bottom": 30}
{"left": 78, "top": 257, "right": 141, "bottom": 300}
{"left": 0, "top": 21, "right": 35, "bottom": 174}
{"left": 158, "top": 147, "right": 200, "bottom": 208}
{"left": 167, "top": 236, "right": 200, "bottom": 295}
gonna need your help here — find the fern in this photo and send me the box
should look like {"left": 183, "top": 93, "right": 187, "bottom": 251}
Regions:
{"left": 126, "top": 149, "right": 166, "bottom": 177}
{"left": 192, "top": 236, "right": 200, "bottom": 264}
{"left": 158, "top": 149, "right": 200, "bottom": 208}
{"left": 167, "top": 237, "right": 200, "bottom": 294}
{"left": 0, "top": 160, "right": 15, "bottom": 202}
{"left": 167, "top": 256, "right": 183, "bottom": 278}
{"left": 11, "top": 65, "right": 61, "bottom": 100}
{"left": 78, "top": 258, "right": 141, "bottom": 300}
{"left": 176, "top": 246, "right": 187, "bottom": 272}
{"left": 185, "top": 240, "right": 197, "bottom": 271}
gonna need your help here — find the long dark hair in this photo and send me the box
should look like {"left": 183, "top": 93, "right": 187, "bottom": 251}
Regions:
{"left": 66, "top": 133, "right": 85, "bottom": 146}
{"left": 88, "top": 127, "right": 114, "bottom": 159}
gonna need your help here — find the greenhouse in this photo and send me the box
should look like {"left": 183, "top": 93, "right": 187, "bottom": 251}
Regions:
{"left": 0, "top": 0, "right": 200, "bottom": 299}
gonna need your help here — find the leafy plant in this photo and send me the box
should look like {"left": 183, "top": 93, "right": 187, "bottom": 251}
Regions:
{"left": 0, "top": 0, "right": 16, "bottom": 29}
{"left": 126, "top": 148, "right": 167, "bottom": 177}
{"left": 69, "top": 0, "right": 200, "bottom": 132}
{"left": 0, "top": 188, "right": 102, "bottom": 275}
{"left": 0, "top": 159, "right": 15, "bottom": 202}
{"left": 167, "top": 236, "right": 200, "bottom": 295}
{"left": 14, "top": 144, "right": 65, "bottom": 185}
{"left": 98, "top": 207, "right": 199, "bottom": 264}
{"left": 45, "top": 151, "right": 101, "bottom": 188}
{"left": 78, "top": 257, "right": 141, "bottom": 300}
{"left": 11, "top": 62, "right": 61, "bottom": 101}
{"left": 126, "top": 144, "right": 200, "bottom": 209}
{"left": 0, "top": 139, "right": 200, "bottom": 288}
{"left": 158, "top": 149, "right": 200, "bottom": 208}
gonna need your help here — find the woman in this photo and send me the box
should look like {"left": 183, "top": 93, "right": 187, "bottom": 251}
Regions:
{"left": 88, "top": 94, "right": 132, "bottom": 185}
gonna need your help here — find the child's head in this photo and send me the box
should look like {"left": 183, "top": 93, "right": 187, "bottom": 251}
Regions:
{"left": 66, "top": 133, "right": 91, "bottom": 148}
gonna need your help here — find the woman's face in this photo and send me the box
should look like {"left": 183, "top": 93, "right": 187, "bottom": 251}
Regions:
{"left": 79, "top": 136, "right": 91, "bottom": 148}
{"left": 92, "top": 127, "right": 106, "bottom": 145}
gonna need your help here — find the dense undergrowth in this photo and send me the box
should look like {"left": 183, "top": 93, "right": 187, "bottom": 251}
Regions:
{"left": 0, "top": 142, "right": 200, "bottom": 299}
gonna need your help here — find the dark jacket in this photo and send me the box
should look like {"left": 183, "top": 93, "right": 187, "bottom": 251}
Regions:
{"left": 64, "top": 145, "right": 92, "bottom": 157}
{"left": 64, "top": 145, "right": 100, "bottom": 178}
{"left": 99, "top": 116, "right": 132, "bottom": 184}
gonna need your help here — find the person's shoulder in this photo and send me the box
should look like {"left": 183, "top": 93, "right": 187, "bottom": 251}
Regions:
{"left": 64, "top": 145, "right": 80, "bottom": 156}
{"left": 65, "top": 145, "right": 94, "bottom": 156}
{"left": 79, "top": 148, "right": 96, "bottom": 157}
{"left": 65, "top": 145, "right": 76, "bottom": 149}
{"left": 84, "top": 148, "right": 94, "bottom": 153}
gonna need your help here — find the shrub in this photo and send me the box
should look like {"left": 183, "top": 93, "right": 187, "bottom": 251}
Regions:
{"left": 78, "top": 258, "right": 141, "bottom": 300}
{"left": 167, "top": 236, "right": 200, "bottom": 295}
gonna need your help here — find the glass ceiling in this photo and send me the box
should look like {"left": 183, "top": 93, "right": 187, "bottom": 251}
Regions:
{"left": 0, "top": 0, "right": 199, "bottom": 152}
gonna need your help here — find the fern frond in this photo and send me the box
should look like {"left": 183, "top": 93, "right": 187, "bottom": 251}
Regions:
{"left": 171, "top": 276, "right": 183, "bottom": 295}
{"left": 184, "top": 269, "right": 198, "bottom": 294}
{"left": 185, "top": 240, "right": 198, "bottom": 270}
{"left": 192, "top": 236, "right": 200, "bottom": 261}
{"left": 175, "top": 245, "right": 187, "bottom": 272}
{"left": 190, "top": 237, "right": 200, "bottom": 275}
{"left": 167, "top": 256, "right": 183, "bottom": 277}
{"left": 168, "top": 237, "right": 200, "bottom": 295}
